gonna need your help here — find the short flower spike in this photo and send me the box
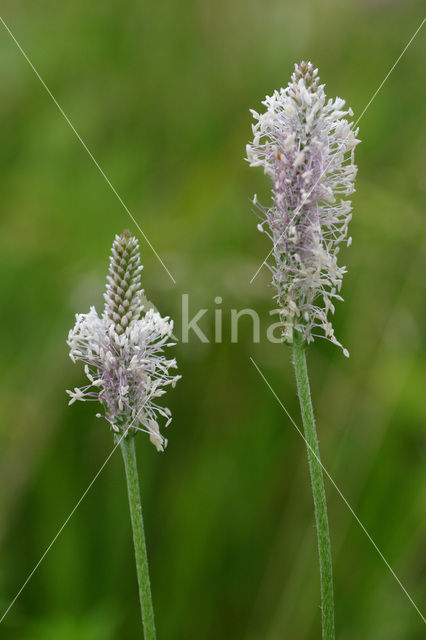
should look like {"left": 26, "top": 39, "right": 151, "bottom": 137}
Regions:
{"left": 67, "top": 231, "right": 180, "bottom": 450}
{"left": 247, "top": 61, "right": 360, "bottom": 355}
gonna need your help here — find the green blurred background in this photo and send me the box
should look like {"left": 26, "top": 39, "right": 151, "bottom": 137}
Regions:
{"left": 0, "top": 1, "right": 425, "bottom": 638}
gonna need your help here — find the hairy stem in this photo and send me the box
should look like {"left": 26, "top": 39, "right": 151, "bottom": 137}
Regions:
{"left": 120, "top": 435, "right": 156, "bottom": 640}
{"left": 292, "top": 333, "right": 335, "bottom": 639}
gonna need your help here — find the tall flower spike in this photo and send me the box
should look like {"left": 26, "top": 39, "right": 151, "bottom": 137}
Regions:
{"left": 246, "top": 61, "right": 360, "bottom": 355}
{"left": 67, "top": 231, "right": 180, "bottom": 451}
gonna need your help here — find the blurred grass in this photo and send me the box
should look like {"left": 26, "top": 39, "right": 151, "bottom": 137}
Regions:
{"left": 0, "top": 0, "right": 425, "bottom": 638}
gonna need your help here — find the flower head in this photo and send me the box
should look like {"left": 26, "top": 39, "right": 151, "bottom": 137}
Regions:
{"left": 67, "top": 231, "right": 180, "bottom": 451}
{"left": 246, "top": 61, "right": 360, "bottom": 355}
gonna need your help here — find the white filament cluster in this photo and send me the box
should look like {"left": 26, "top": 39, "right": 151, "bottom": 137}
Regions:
{"left": 67, "top": 233, "right": 180, "bottom": 451}
{"left": 247, "top": 62, "right": 360, "bottom": 354}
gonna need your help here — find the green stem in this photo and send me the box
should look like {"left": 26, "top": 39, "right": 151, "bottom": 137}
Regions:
{"left": 120, "top": 435, "right": 156, "bottom": 640}
{"left": 292, "top": 333, "right": 335, "bottom": 640}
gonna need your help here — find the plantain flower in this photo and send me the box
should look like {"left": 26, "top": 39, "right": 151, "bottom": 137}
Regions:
{"left": 66, "top": 231, "right": 180, "bottom": 451}
{"left": 246, "top": 61, "right": 360, "bottom": 355}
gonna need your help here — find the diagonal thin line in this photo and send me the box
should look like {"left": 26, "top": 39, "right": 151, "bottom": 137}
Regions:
{"left": 0, "top": 392, "right": 155, "bottom": 624}
{"left": 250, "top": 15, "right": 426, "bottom": 284}
{"left": 0, "top": 435, "right": 124, "bottom": 624}
{"left": 243, "top": 252, "right": 423, "bottom": 638}
{"left": 354, "top": 16, "right": 426, "bottom": 127}
{"left": 250, "top": 356, "right": 426, "bottom": 624}
{"left": 0, "top": 15, "right": 176, "bottom": 285}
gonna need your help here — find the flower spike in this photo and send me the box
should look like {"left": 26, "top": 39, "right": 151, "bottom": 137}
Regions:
{"left": 67, "top": 231, "right": 180, "bottom": 450}
{"left": 247, "top": 61, "right": 360, "bottom": 355}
